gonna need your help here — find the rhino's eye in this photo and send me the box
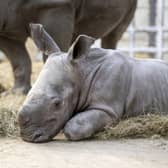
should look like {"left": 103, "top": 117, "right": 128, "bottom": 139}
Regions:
{"left": 51, "top": 97, "right": 62, "bottom": 107}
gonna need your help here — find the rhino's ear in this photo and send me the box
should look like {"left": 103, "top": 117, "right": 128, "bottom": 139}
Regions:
{"left": 68, "top": 35, "right": 95, "bottom": 61}
{"left": 30, "top": 23, "right": 61, "bottom": 56}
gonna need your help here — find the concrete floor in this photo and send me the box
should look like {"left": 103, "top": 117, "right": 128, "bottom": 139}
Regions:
{"left": 0, "top": 138, "right": 168, "bottom": 168}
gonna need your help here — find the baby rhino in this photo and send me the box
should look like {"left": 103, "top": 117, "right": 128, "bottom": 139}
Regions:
{"left": 18, "top": 24, "right": 168, "bottom": 143}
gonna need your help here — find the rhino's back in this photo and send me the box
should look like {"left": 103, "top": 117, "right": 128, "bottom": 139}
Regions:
{"left": 125, "top": 59, "right": 168, "bottom": 117}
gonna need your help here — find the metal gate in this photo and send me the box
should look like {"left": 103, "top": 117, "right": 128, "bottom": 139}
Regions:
{"left": 118, "top": 0, "right": 168, "bottom": 59}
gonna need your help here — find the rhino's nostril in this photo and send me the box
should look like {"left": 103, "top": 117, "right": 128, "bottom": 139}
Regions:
{"left": 33, "top": 130, "right": 43, "bottom": 140}
{"left": 32, "top": 130, "right": 51, "bottom": 143}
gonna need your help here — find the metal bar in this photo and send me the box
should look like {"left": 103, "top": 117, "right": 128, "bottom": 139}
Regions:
{"left": 119, "top": 48, "right": 168, "bottom": 53}
{"left": 128, "top": 23, "right": 135, "bottom": 57}
{"left": 127, "top": 27, "right": 168, "bottom": 32}
{"left": 156, "top": 0, "right": 164, "bottom": 59}
{"left": 162, "top": 0, "right": 165, "bottom": 25}
{"left": 149, "top": 0, "right": 157, "bottom": 58}
{"left": 122, "top": 0, "right": 167, "bottom": 59}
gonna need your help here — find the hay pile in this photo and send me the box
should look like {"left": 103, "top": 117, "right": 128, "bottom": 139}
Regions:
{"left": 0, "top": 63, "right": 42, "bottom": 137}
{"left": 95, "top": 115, "right": 168, "bottom": 140}
{"left": 0, "top": 56, "right": 42, "bottom": 137}
{"left": 0, "top": 94, "right": 25, "bottom": 137}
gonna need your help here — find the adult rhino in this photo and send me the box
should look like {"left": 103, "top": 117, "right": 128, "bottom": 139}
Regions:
{"left": 18, "top": 24, "right": 168, "bottom": 143}
{"left": 0, "top": 0, "right": 137, "bottom": 94}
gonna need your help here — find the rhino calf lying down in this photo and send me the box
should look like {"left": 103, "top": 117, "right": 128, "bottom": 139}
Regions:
{"left": 18, "top": 24, "right": 168, "bottom": 143}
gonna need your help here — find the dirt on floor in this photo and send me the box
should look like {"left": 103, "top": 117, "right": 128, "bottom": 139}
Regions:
{"left": 0, "top": 138, "right": 168, "bottom": 168}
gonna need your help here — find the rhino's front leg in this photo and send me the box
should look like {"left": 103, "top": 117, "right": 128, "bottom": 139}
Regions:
{"left": 64, "top": 110, "right": 112, "bottom": 141}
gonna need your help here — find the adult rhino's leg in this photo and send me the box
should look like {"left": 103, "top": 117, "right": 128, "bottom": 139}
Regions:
{"left": 0, "top": 51, "right": 5, "bottom": 62}
{"left": 101, "top": 31, "right": 119, "bottom": 49}
{"left": 64, "top": 110, "right": 112, "bottom": 141}
{"left": 101, "top": 2, "right": 137, "bottom": 49}
{"left": 0, "top": 37, "right": 31, "bottom": 94}
{"left": 39, "top": 5, "right": 74, "bottom": 54}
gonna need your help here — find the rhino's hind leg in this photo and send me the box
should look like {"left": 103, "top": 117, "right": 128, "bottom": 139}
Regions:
{"left": 0, "top": 37, "right": 31, "bottom": 94}
{"left": 101, "top": 2, "right": 136, "bottom": 49}
{"left": 64, "top": 110, "right": 112, "bottom": 141}
{"left": 101, "top": 31, "right": 119, "bottom": 49}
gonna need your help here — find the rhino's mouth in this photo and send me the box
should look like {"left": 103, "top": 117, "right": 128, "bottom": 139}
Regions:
{"left": 19, "top": 112, "right": 67, "bottom": 143}
{"left": 20, "top": 122, "right": 63, "bottom": 143}
{"left": 20, "top": 128, "right": 51, "bottom": 143}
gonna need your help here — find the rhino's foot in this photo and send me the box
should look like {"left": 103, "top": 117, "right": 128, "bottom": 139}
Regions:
{"left": 0, "top": 84, "right": 6, "bottom": 94}
{"left": 64, "top": 110, "right": 112, "bottom": 141}
{"left": 0, "top": 37, "right": 32, "bottom": 96}
{"left": 0, "top": 86, "right": 31, "bottom": 96}
{"left": 64, "top": 118, "right": 94, "bottom": 141}
{"left": 13, "top": 85, "right": 31, "bottom": 95}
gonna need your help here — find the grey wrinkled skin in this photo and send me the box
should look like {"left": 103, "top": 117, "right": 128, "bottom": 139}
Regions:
{"left": 0, "top": 0, "right": 137, "bottom": 94}
{"left": 19, "top": 24, "right": 168, "bottom": 143}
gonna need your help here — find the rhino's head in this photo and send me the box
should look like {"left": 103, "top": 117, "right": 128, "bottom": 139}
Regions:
{"left": 18, "top": 24, "right": 95, "bottom": 143}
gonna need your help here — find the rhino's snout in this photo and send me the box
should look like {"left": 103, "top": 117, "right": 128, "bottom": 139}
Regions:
{"left": 18, "top": 104, "right": 56, "bottom": 143}
{"left": 20, "top": 129, "right": 51, "bottom": 143}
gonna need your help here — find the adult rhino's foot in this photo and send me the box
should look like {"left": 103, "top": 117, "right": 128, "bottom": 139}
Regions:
{"left": 0, "top": 52, "right": 4, "bottom": 63}
{"left": 0, "top": 83, "right": 6, "bottom": 94}
{"left": 0, "top": 85, "right": 31, "bottom": 96}
{"left": 13, "top": 85, "right": 31, "bottom": 94}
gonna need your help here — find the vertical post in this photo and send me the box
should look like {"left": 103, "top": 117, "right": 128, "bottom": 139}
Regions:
{"left": 129, "top": 21, "right": 135, "bottom": 57}
{"left": 149, "top": 0, "right": 157, "bottom": 58}
{"left": 156, "top": 0, "right": 164, "bottom": 59}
